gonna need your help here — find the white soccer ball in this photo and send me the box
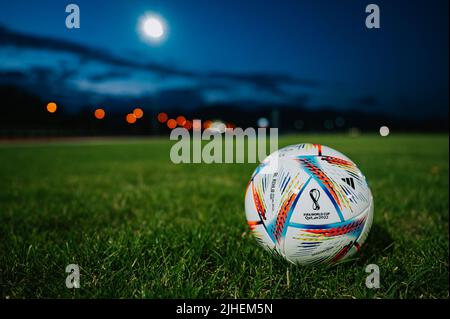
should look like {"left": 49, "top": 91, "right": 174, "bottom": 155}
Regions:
{"left": 245, "top": 143, "right": 374, "bottom": 265}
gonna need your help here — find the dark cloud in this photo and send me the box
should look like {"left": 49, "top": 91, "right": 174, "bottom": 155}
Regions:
{"left": 1, "top": 64, "right": 75, "bottom": 91}
{"left": 0, "top": 25, "right": 318, "bottom": 97}
{"left": 0, "top": 70, "right": 27, "bottom": 82}
{"left": 87, "top": 71, "right": 131, "bottom": 82}
{"left": 28, "top": 66, "right": 55, "bottom": 83}
{"left": 0, "top": 67, "right": 55, "bottom": 87}
{"left": 54, "top": 61, "right": 79, "bottom": 84}
{"left": 195, "top": 81, "right": 232, "bottom": 92}
{"left": 205, "top": 72, "right": 319, "bottom": 96}
{"left": 0, "top": 25, "right": 196, "bottom": 78}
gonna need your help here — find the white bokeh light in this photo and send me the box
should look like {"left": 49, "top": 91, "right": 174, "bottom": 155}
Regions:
{"left": 138, "top": 13, "right": 167, "bottom": 44}
{"left": 257, "top": 117, "right": 269, "bottom": 128}
{"left": 210, "top": 121, "right": 226, "bottom": 134}
{"left": 379, "top": 126, "right": 390, "bottom": 137}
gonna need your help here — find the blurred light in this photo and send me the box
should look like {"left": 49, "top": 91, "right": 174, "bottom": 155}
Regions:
{"left": 257, "top": 117, "right": 269, "bottom": 128}
{"left": 380, "top": 126, "right": 390, "bottom": 137}
{"left": 126, "top": 113, "right": 137, "bottom": 124}
{"left": 133, "top": 108, "right": 144, "bottom": 119}
{"left": 349, "top": 127, "right": 360, "bottom": 137}
{"left": 335, "top": 116, "right": 345, "bottom": 127}
{"left": 324, "top": 120, "right": 334, "bottom": 130}
{"left": 203, "top": 120, "right": 212, "bottom": 129}
{"left": 46, "top": 102, "right": 57, "bottom": 113}
{"left": 192, "top": 119, "right": 202, "bottom": 130}
{"left": 226, "top": 122, "right": 235, "bottom": 129}
{"left": 210, "top": 121, "right": 226, "bottom": 133}
{"left": 294, "top": 120, "right": 304, "bottom": 130}
{"left": 167, "top": 119, "right": 177, "bottom": 129}
{"left": 94, "top": 108, "right": 105, "bottom": 120}
{"left": 183, "top": 120, "right": 193, "bottom": 130}
{"left": 157, "top": 112, "right": 168, "bottom": 123}
{"left": 176, "top": 115, "right": 186, "bottom": 126}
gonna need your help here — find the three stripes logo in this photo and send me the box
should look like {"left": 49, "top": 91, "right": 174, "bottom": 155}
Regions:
{"left": 342, "top": 177, "right": 355, "bottom": 189}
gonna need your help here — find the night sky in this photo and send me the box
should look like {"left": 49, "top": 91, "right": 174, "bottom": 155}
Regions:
{"left": 0, "top": 0, "right": 448, "bottom": 117}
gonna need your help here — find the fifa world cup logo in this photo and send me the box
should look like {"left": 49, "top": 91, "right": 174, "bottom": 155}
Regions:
{"left": 309, "top": 189, "right": 321, "bottom": 210}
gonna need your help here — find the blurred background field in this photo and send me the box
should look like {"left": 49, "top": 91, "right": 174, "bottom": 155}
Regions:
{"left": 1, "top": 1, "right": 448, "bottom": 139}
{"left": 0, "top": 134, "right": 448, "bottom": 298}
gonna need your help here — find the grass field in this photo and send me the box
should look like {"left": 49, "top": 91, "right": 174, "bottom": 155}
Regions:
{"left": 0, "top": 134, "right": 448, "bottom": 299}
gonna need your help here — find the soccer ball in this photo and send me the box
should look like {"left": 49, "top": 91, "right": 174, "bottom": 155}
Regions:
{"left": 245, "top": 143, "right": 374, "bottom": 265}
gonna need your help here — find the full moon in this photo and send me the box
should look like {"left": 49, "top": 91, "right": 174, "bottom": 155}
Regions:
{"left": 138, "top": 13, "right": 166, "bottom": 44}
{"left": 143, "top": 17, "right": 163, "bottom": 38}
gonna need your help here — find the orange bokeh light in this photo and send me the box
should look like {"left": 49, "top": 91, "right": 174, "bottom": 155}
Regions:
{"left": 94, "top": 108, "right": 105, "bottom": 119}
{"left": 203, "top": 120, "right": 212, "bottom": 129}
{"left": 126, "top": 113, "right": 137, "bottom": 124}
{"left": 157, "top": 112, "right": 168, "bottom": 123}
{"left": 192, "top": 119, "right": 202, "bottom": 130}
{"left": 167, "top": 119, "right": 177, "bottom": 129}
{"left": 46, "top": 102, "right": 57, "bottom": 113}
{"left": 133, "top": 108, "right": 144, "bottom": 119}
{"left": 183, "top": 120, "right": 193, "bottom": 130}
{"left": 176, "top": 115, "right": 186, "bottom": 126}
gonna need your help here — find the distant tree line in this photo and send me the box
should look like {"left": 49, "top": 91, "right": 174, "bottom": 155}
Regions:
{"left": 0, "top": 85, "right": 447, "bottom": 138}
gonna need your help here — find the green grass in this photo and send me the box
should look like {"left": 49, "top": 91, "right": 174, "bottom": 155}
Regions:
{"left": 0, "top": 134, "right": 448, "bottom": 299}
